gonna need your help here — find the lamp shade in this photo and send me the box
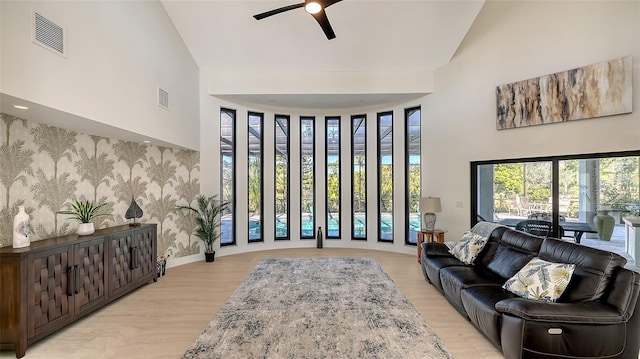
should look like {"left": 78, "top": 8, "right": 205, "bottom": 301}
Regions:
{"left": 420, "top": 197, "right": 441, "bottom": 213}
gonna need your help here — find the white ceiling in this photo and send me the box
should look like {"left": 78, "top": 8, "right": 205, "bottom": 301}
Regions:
{"left": 161, "top": 0, "right": 485, "bottom": 109}
{"left": 2, "top": 1, "right": 485, "bottom": 147}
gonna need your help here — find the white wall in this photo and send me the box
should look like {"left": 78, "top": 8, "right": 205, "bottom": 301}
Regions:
{"left": 424, "top": 1, "right": 640, "bottom": 240}
{"left": 0, "top": 1, "right": 200, "bottom": 150}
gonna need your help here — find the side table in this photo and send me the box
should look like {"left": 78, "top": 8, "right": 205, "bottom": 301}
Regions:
{"left": 417, "top": 229, "right": 447, "bottom": 264}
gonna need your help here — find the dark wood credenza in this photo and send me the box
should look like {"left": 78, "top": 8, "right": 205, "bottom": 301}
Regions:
{"left": 0, "top": 224, "right": 157, "bottom": 358}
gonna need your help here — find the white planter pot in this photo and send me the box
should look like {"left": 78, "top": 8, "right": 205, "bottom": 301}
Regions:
{"left": 77, "top": 223, "right": 95, "bottom": 236}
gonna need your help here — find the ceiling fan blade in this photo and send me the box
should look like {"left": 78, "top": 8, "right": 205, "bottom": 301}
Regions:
{"left": 311, "top": 9, "right": 336, "bottom": 40}
{"left": 323, "top": 0, "right": 343, "bottom": 8}
{"left": 253, "top": 3, "right": 305, "bottom": 20}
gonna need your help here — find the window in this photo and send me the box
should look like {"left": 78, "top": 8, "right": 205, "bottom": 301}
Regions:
{"left": 275, "top": 115, "right": 290, "bottom": 240}
{"left": 351, "top": 115, "right": 366, "bottom": 240}
{"left": 248, "top": 112, "right": 263, "bottom": 242}
{"left": 472, "top": 151, "right": 640, "bottom": 247}
{"left": 326, "top": 116, "right": 341, "bottom": 238}
{"left": 220, "top": 108, "right": 235, "bottom": 246}
{"left": 406, "top": 107, "right": 421, "bottom": 244}
{"left": 378, "top": 111, "right": 394, "bottom": 242}
{"left": 300, "top": 117, "right": 315, "bottom": 239}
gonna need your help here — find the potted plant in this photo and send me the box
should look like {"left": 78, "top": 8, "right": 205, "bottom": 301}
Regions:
{"left": 58, "top": 200, "right": 110, "bottom": 236}
{"left": 177, "top": 194, "right": 228, "bottom": 262}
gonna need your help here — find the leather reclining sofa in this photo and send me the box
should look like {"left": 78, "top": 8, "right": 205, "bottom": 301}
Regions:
{"left": 421, "top": 222, "right": 640, "bottom": 358}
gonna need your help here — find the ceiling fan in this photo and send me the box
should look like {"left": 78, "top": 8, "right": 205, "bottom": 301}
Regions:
{"left": 253, "top": 0, "right": 343, "bottom": 40}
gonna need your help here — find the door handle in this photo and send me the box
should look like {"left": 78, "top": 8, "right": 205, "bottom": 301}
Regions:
{"left": 75, "top": 265, "right": 80, "bottom": 295}
{"left": 132, "top": 246, "right": 138, "bottom": 269}
{"left": 68, "top": 265, "right": 75, "bottom": 295}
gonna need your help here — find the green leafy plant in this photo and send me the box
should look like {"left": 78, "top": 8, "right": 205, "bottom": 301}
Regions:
{"left": 58, "top": 200, "right": 110, "bottom": 223}
{"left": 176, "top": 195, "right": 228, "bottom": 253}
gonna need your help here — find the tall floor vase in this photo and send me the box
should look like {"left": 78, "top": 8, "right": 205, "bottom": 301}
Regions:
{"left": 593, "top": 210, "right": 615, "bottom": 241}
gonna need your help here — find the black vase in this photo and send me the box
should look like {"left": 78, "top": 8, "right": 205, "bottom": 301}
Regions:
{"left": 316, "top": 227, "right": 323, "bottom": 249}
{"left": 205, "top": 251, "right": 216, "bottom": 262}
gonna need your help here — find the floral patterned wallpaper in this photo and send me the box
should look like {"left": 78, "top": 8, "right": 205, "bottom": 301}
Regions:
{"left": 0, "top": 113, "right": 200, "bottom": 259}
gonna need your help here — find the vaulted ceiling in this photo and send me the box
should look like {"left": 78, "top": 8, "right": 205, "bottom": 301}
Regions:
{"left": 162, "top": 0, "right": 485, "bottom": 109}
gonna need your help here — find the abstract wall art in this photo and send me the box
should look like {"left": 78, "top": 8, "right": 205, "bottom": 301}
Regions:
{"left": 496, "top": 56, "right": 632, "bottom": 130}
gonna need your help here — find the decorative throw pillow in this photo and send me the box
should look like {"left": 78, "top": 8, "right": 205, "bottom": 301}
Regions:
{"left": 503, "top": 257, "right": 575, "bottom": 302}
{"left": 448, "top": 231, "right": 487, "bottom": 265}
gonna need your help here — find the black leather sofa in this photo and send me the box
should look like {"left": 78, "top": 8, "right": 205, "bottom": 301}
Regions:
{"left": 421, "top": 222, "right": 640, "bottom": 359}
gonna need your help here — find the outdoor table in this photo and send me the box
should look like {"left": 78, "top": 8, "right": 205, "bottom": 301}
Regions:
{"left": 496, "top": 218, "right": 597, "bottom": 244}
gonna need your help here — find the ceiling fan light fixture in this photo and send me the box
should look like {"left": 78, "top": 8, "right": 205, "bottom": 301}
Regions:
{"left": 305, "top": 2, "right": 322, "bottom": 14}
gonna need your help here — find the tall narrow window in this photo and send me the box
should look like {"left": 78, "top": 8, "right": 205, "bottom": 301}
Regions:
{"left": 275, "top": 115, "right": 290, "bottom": 240}
{"left": 220, "top": 108, "right": 235, "bottom": 246}
{"left": 406, "top": 107, "right": 421, "bottom": 244}
{"left": 351, "top": 115, "right": 366, "bottom": 240}
{"left": 248, "top": 112, "right": 263, "bottom": 242}
{"left": 378, "top": 111, "right": 394, "bottom": 242}
{"left": 326, "top": 116, "right": 341, "bottom": 238}
{"left": 300, "top": 117, "right": 315, "bottom": 239}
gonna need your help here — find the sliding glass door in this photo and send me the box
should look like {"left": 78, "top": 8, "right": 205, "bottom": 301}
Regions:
{"left": 472, "top": 151, "right": 640, "bottom": 243}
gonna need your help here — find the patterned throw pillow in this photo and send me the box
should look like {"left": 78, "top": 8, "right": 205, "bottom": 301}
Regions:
{"left": 448, "top": 231, "right": 488, "bottom": 264}
{"left": 503, "top": 257, "right": 575, "bottom": 302}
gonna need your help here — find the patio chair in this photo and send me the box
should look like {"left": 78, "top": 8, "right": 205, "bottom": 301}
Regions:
{"left": 527, "top": 213, "right": 570, "bottom": 239}
{"left": 515, "top": 219, "right": 553, "bottom": 238}
{"left": 516, "top": 196, "right": 532, "bottom": 216}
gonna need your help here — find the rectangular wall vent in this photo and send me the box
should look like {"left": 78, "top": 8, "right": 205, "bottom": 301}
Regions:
{"left": 33, "top": 11, "right": 66, "bottom": 56}
{"left": 158, "top": 88, "right": 169, "bottom": 110}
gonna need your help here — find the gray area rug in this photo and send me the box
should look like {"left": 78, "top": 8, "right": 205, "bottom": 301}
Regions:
{"left": 183, "top": 257, "right": 453, "bottom": 359}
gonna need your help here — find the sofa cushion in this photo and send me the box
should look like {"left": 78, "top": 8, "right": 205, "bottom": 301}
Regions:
{"left": 503, "top": 258, "right": 575, "bottom": 302}
{"left": 440, "top": 266, "right": 503, "bottom": 315}
{"left": 538, "top": 238, "right": 627, "bottom": 302}
{"left": 422, "top": 254, "right": 467, "bottom": 292}
{"left": 461, "top": 286, "right": 516, "bottom": 348}
{"left": 449, "top": 231, "right": 487, "bottom": 264}
{"left": 483, "top": 229, "right": 544, "bottom": 281}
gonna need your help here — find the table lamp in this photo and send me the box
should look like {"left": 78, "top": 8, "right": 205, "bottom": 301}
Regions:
{"left": 420, "top": 197, "right": 441, "bottom": 232}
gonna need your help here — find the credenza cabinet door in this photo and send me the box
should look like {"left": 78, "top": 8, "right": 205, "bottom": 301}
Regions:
{"left": 73, "top": 237, "right": 107, "bottom": 315}
{"left": 133, "top": 227, "right": 156, "bottom": 284}
{"left": 27, "top": 246, "right": 74, "bottom": 339}
{"left": 108, "top": 232, "right": 135, "bottom": 298}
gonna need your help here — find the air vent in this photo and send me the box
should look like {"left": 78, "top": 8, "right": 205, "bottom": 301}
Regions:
{"left": 158, "top": 88, "right": 169, "bottom": 110}
{"left": 33, "top": 11, "right": 65, "bottom": 56}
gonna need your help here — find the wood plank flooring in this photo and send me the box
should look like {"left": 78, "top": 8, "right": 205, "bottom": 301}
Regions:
{"left": 0, "top": 248, "right": 504, "bottom": 359}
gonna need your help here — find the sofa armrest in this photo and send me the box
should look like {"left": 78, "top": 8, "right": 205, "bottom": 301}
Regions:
{"left": 422, "top": 242, "right": 452, "bottom": 257}
{"left": 496, "top": 298, "right": 625, "bottom": 325}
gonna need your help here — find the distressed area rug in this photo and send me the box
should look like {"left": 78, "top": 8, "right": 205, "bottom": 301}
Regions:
{"left": 183, "top": 257, "right": 453, "bottom": 359}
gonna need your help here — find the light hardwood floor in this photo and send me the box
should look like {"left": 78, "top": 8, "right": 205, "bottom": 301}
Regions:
{"left": 1, "top": 248, "right": 504, "bottom": 359}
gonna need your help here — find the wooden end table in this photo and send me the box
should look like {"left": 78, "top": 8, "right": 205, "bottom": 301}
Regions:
{"left": 417, "top": 229, "right": 447, "bottom": 264}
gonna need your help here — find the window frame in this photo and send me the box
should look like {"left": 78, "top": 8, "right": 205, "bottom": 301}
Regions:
{"left": 351, "top": 114, "right": 367, "bottom": 240}
{"left": 300, "top": 116, "right": 316, "bottom": 239}
{"left": 247, "top": 111, "right": 264, "bottom": 243}
{"left": 325, "top": 116, "right": 341, "bottom": 239}
{"left": 219, "top": 107, "right": 236, "bottom": 246}
{"left": 377, "top": 111, "right": 394, "bottom": 243}
{"left": 405, "top": 106, "right": 421, "bottom": 245}
{"left": 274, "top": 114, "right": 290, "bottom": 241}
{"left": 470, "top": 150, "right": 640, "bottom": 237}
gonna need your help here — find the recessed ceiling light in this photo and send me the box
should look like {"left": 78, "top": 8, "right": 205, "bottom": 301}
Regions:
{"left": 143, "top": 140, "right": 151, "bottom": 144}
{"left": 13, "top": 105, "right": 29, "bottom": 110}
